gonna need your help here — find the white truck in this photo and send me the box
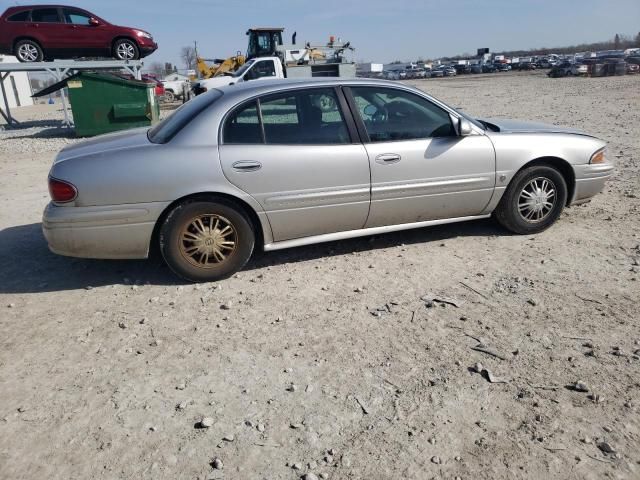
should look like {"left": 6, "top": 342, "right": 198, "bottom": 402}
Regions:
{"left": 192, "top": 55, "right": 355, "bottom": 95}
{"left": 161, "top": 78, "right": 189, "bottom": 102}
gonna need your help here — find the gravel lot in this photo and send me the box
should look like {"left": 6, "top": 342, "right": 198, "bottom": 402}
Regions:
{"left": 1, "top": 71, "right": 639, "bottom": 480}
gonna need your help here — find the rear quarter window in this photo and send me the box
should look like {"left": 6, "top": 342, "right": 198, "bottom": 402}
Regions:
{"left": 8, "top": 11, "right": 30, "bottom": 22}
{"left": 148, "top": 90, "right": 223, "bottom": 144}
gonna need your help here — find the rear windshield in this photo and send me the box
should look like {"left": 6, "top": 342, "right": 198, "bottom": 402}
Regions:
{"left": 147, "top": 89, "right": 222, "bottom": 144}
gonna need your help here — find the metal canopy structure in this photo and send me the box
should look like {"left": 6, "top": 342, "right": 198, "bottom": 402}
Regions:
{"left": 0, "top": 59, "right": 143, "bottom": 127}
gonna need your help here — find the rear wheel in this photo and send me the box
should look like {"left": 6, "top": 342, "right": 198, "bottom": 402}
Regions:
{"left": 159, "top": 200, "right": 255, "bottom": 282}
{"left": 113, "top": 39, "right": 139, "bottom": 60}
{"left": 494, "top": 165, "right": 568, "bottom": 234}
{"left": 15, "top": 39, "right": 43, "bottom": 62}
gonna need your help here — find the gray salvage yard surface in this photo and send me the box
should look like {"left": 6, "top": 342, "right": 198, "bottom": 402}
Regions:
{"left": 1, "top": 71, "right": 639, "bottom": 479}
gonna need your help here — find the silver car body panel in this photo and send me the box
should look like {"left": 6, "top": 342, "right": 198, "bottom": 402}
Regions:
{"left": 42, "top": 77, "right": 613, "bottom": 260}
{"left": 362, "top": 135, "right": 496, "bottom": 227}
{"left": 263, "top": 214, "right": 491, "bottom": 251}
{"left": 42, "top": 201, "right": 169, "bottom": 259}
{"left": 219, "top": 144, "right": 371, "bottom": 241}
{"left": 479, "top": 118, "right": 591, "bottom": 136}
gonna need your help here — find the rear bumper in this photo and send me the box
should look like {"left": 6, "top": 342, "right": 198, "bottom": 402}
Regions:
{"left": 571, "top": 162, "right": 614, "bottom": 205}
{"left": 42, "top": 201, "right": 169, "bottom": 259}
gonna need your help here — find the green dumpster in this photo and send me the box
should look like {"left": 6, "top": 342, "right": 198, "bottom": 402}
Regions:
{"left": 33, "top": 72, "right": 160, "bottom": 137}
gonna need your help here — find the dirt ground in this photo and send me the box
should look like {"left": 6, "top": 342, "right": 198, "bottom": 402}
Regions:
{"left": 1, "top": 71, "right": 639, "bottom": 480}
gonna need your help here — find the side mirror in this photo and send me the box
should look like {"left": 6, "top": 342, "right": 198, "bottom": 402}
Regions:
{"left": 89, "top": 17, "right": 100, "bottom": 26}
{"left": 459, "top": 118, "right": 473, "bottom": 136}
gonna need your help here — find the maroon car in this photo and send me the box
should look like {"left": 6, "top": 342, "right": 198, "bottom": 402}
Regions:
{"left": 0, "top": 5, "right": 157, "bottom": 62}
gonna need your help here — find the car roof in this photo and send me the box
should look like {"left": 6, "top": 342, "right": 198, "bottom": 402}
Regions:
{"left": 216, "top": 77, "right": 424, "bottom": 99}
{"left": 3, "top": 5, "right": 87, "bottom": 12}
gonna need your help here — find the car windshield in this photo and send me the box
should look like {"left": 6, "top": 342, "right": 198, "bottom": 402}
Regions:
{"left": 231, "top": 59, "right": 256, "bottom": 78}
{"left": 147, "top": 90, "right": 223, "bottom": 143}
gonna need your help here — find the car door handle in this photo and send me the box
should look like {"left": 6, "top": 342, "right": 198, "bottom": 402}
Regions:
{"left": 232, "top": 160, "right": 262, "bottom": 172}
{"left": 375, "top": 153, "right": 401, "bottom": 164}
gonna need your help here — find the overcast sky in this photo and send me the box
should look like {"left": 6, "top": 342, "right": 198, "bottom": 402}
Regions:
{"left": 2, "top": 0, "right": 639, "bottom": 69}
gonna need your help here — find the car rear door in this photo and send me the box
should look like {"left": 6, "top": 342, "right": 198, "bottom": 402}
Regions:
{"left": 218, "top": 87, "right": 371, "bottom": 242}
{"left": 27, "top": 7, "right": 66, "bottom": 51}
{"left": 344, "top": 85, "right": 495, "bottom": 228}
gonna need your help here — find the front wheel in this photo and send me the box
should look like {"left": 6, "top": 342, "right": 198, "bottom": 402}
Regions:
{"left": 159, "top": 200, "right": 255, "bottom": 282}
{"left": 113, "top": 39, "right": 140, "bottom": 60}
{"left": 162, "top": 90, "right": 175, "bottom": 102}
{"left": 494, "top": 165, "right": 568, "bottom": 234}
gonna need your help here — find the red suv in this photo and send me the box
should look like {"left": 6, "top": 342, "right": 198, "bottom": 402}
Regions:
{"left": 0, "top": 5, "right": 158, "bottom": 62}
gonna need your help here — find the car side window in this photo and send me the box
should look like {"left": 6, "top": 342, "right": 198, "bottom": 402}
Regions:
{"left": 245, "top": 61, "right": 276, "bottom": 81}
{"left": 63, "top": 8, "right": 92, "bottom": 25}
{"left": 260, "top": 88, "right": 349, "bottom": 144}
{"left": 350, "top": 87, "right": 455, "bottom": 142}
{"left": 223, "top": 101, "right": 262, "bottom": 144}
{"left": 31, "top": 8, "right": 61, "bottom": 23}
{"left": 8, "top": 11, "right": 30, "bottom": 22}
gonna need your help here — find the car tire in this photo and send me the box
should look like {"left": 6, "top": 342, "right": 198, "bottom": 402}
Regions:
{"left": 113, "top": 38, "right": 140, "bottom": 60}
{"left": 163, "top": 90, "right": 175, "bottom": 102}
{"left": 15, "top": 39, "right": 44, "bottom": 63}
{"left": 494, "top": 165, "right": 568, "bottom": 235}
{"left": 159, "top": 199, "right": 255, "bottom": 282}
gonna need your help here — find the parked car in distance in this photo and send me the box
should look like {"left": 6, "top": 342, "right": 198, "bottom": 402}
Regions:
{"left": 42, "top": 78, "right": 612, "bottom": 282}
{"left": 383, "top": 70, "right": 399, "bottom": 80}
{"left": 482, "top": 63, "right": 497, "bottom": 73}
{"left": 495, "top": 63, "right": 511, "bottom": 72}
{"left": 470, "top": 64, "right": 483, "bottom": 74}
{"left": 148, "top": 76, "right": 165, "bottom": 98}
{"left": 429, "top": 68, "right": 444, "bottom": 78}
{"left": 454, "top": 64, "right": 471, "bottom": 74}
{"left": 626, "top": 63, "right": 639, "bottom": 74}
{"left": 405, "top": 67, "right": 425, "bottom": 79}
{"left": 548, "top": 62, "right": 585, "bottom": 77}
{"left": 116, "top": 73, "right": 164, "bottom": 97}
{"left": 413, "top": 68, "right": 427, "bottom": 79}
{"left": 0, "top": 5, "right": 157, "bottom": 62}
{"left": 518, "top": 62, "right": 537, "bottom": 70}
{"left": 439, "top": 65, "right": 456, "bottom": 76}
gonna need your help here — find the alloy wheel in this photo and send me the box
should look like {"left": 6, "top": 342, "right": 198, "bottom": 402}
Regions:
{"left": 116, "top": 42, "right": 136, "bottom": 60}
{"left": 518, "top": 177, "right": 556, "bottom": 223}
{"left": 18, "top": 44, "right": 39, "bottom": 62}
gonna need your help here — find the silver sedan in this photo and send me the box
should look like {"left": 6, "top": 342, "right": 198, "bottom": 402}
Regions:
{"left": 43, "top": 78, "right": 613, "bottom": 282}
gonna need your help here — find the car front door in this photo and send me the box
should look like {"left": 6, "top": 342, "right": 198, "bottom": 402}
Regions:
{"left": 27, "top": 7, "right": 66, "bottom": 51}
{"left": 345, "top": 86, "right": 495, "bottom": 228}
{"left": 60, "top": 8, "right": 108, "bottom": 53}
{"left": 242, "top": 59, "right": 277, "bottom": 82}
{"left": 219, "top": 87, "right": 371, "bottom": 242}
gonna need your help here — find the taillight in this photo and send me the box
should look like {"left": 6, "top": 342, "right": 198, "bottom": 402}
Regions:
{"left": 48, "top": 177, "right": 77, "bottom": 203}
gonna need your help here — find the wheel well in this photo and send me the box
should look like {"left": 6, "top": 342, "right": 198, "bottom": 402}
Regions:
{"left": 517, "top": 157, "right": 575, "bottom": 205}
{"left": 13, "top": 37, "right": 42, "bottom": 51}
{"left": 112, "top": 36, "right": 139, "bottom": 50}
{"left": 148, "top": 192, "right": 265, "bottom": 258}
